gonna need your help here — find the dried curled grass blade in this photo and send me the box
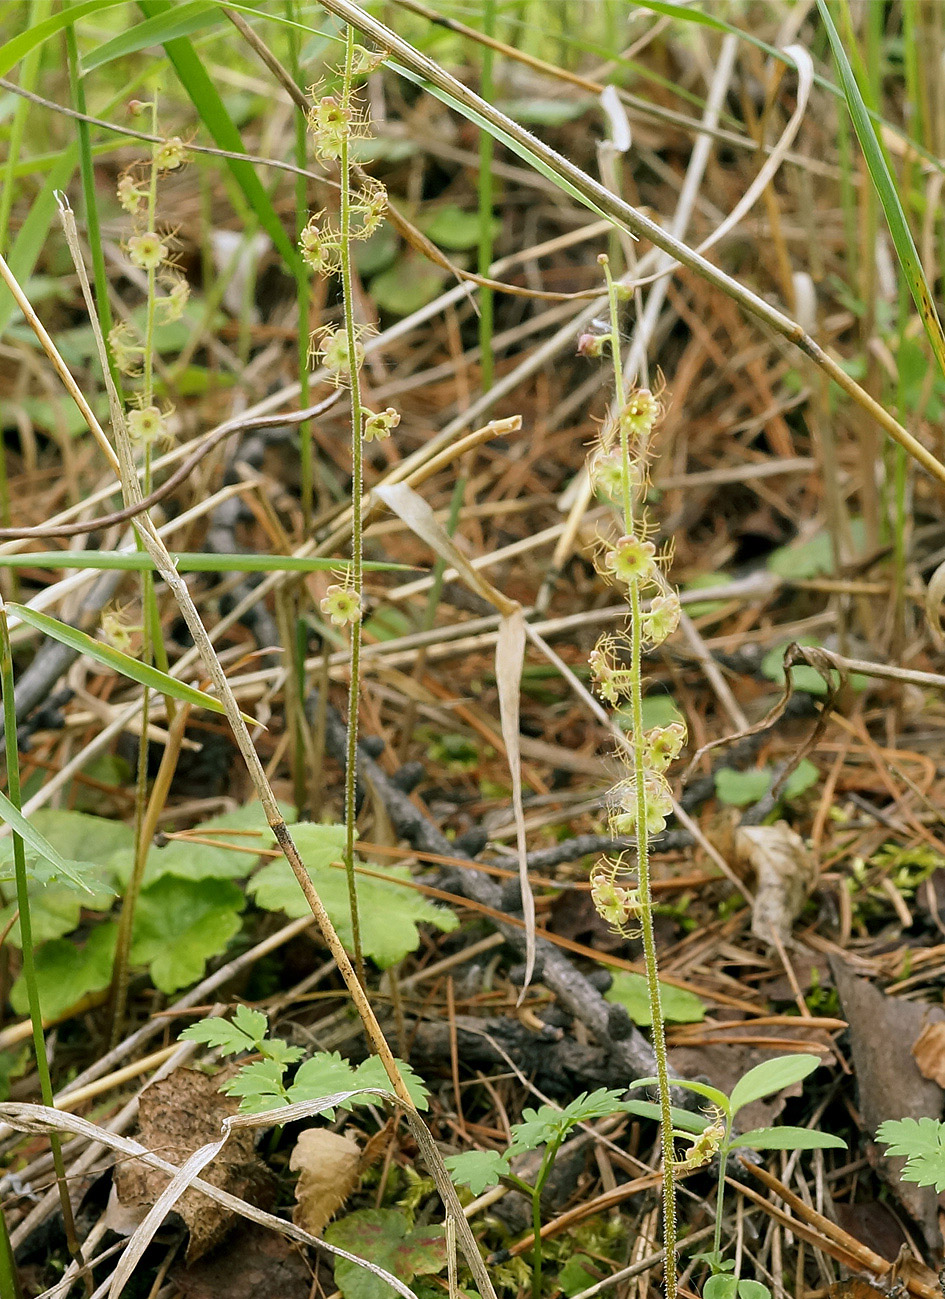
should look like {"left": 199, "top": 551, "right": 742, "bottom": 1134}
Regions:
{"left": 496, "top": 608, "right": 534, "bottom": 997}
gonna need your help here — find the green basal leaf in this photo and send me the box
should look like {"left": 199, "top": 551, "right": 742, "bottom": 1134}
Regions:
{"left": 109, "top": 802, "right": 279, "bottom": 888}
{"left": 250, "top": 823, "right": 457, "bottom": 968}
{"left": 325, "top": 1209, "right": 447, "bottom": 1299}
{"left": 730, "top": 1126, "right": 846, "bottom": 1151}
{"left": 605, "top": 970, "right": 705, "bottom": 1026}
{"left": 714, "top": 768, "right": 771, "bottom": 807}
{"left": 130, "top": 876, "right": 244, "bottom": 994}
{"left": 728, "top": 1054, "right": 820, "bottom": 1117}
{"left": 10, "top": 921, "right": 117, "bottom": 1020}
{"left": 0, "top": 792, "right": 101, "bottom": 893}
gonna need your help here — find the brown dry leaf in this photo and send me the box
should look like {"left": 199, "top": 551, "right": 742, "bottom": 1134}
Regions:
{"left": 912, "top": 1021, "right": 945, "bottom": 1088}
{"left": 830, "top": 958, "right": 945, "bottom": 1252}
{"left": 115, "top": 1068, "right": 274, "bottom": 1262}
{"left": 290, "top": 1128, "right": 360, "bottom": 1236}
{"left": 736, "top": 821, "right": 815, "bottom": 946}
{"left": 173, "top": 1222, "right": 311, "bottom": 1299}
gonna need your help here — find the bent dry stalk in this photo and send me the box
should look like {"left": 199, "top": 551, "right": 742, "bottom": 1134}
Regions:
{"left": 586, "top": 257, "right": 686, "bottom": 1299}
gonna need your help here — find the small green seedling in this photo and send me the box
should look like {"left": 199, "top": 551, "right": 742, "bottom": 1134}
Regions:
{"left": 628, "top": 1053, "right": 846, "bottom": 1299}
{"left": 180, "top": 1005, "right": 428, "bottom": 1114}
{"left": 446, "top": 1088, "right": 636, "bottom": 1299}
{"left": 877, "top": 1117, "right": 945, "bottom": 1192}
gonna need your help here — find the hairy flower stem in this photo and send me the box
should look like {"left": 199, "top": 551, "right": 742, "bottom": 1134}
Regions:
{"left": 629, "top": 577, "right": 677, "bottom": 1299}
{"left": 339, "top": 24, "right": 366, "bottom": 987}
{"left": 602, "top": 256, "right": 677, "bottom": 1299}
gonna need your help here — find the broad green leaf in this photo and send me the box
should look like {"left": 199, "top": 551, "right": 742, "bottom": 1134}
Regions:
{"left": 444, "top": 1149, "right": 510, "bottom": 1195}
{"left": 783, "top": 760, "right": 820, "bottom": 801}
{"left": 703, "top": 1277, "right": 739, "bottom": 1299}
{"left": 83, "top": 1, "right": 221, "bottom": 72}
{"left": 767, "top": 522, "right": 865, "bottom": 580}
{"left": 714, "top": 768, "right": 771, "bottom": 807}
{"left": 557, "top": 1254, "right": 599, "bottom": 1298}
{"left": 109, "top": 802, "right": 278, "bottom": 888}
{"left": 370, "top": 252, "right": 446, "bottom": 316}
{"left": 137, "top": 1, "right": 301, "bottom": 273}
{"left": 737, "top": 1283, "right": 772, "bottom": 1299}
{"left": 877, "top": 1116, "right": 945, "bottom": 1192}
{"left": 629, "top": 1074, "right": 728, "bottom": 1111}
{"left": 325, "top": 1209, "right": 447, "bottom": 1299}
{"left": 621, "top": 1100, "right": 710, "bottom": 1136}
{"left": 0, "top": 809, "right": 125, "bottom": 944}
{"left": 605, "top": 970, "right": 705, "bottom": 1026}
{"left": 760, "top": 639, "right": 869, "bottom": 698}
{"left": 497, "top": 97, "right": 591, "bottom": 127}
{"left": 9, "top": 603, "right": 254, "bottom": 722}
{"left": 681, "top": 572, "right": 733, "bottom": 618}
{"left": 728, "top": 1054, "right": 820, "bottom": 1117}
{"left": 249, "top": 823, "right": 457, "bottom": 968}
{"left": 0, "top": 799, "right": 115, "bottom": 895}
{"left": 10, "top": 921, "right": 117, "bottom": 1019}
{"left": 818, "top": 0, "right": 945, "bottom": 383}
{"left": 130, "top": 876, "right": 244, "bottom": 993}
{"left": 420, "top": 204, "right": 498, "bottom": 251}
{"left": 730, "top": 1126, "right": 846, "bottom": 1152}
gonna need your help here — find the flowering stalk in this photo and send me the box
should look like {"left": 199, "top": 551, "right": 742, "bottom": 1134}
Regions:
{"left": 587, "top": 256, "right": 683, "bottom": 1299}
{"left": 338, "top": 25, "right": 366, "bottom": 985}
{"left": 302, "top": 34, "right": 388, "bottom": 986}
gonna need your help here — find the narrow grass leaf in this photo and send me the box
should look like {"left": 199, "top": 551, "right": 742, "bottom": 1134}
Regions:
{"left": 817, "top": 0, "right": 945, "bottom": 380}
{"left": 0, "top": 551, "right": 409, "bottom": 574}
{"left": 0, "top": 0, "right": 125, "bottom": 77}
{"left": 83, "top": 1, "right": 222, "bottom": 72}
{"left": 137, "top": 0, "right": 301, "bottom": 273}
{"left": 8, "top": 603, "right": 254, "bottom": 722}
{"left": 0, "top": 790, "right": 94, "bottom": 893}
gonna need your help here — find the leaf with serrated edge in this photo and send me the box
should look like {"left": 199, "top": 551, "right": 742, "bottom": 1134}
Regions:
{"left": 444, "top": 1149, "right": 510, "bottom": 1195}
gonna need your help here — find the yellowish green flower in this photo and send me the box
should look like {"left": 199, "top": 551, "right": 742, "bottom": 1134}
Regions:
{"left": 127, "top": 231, "right": 167, "bottom": 271}
{"left": 645, "top": 722, "right": 687, "bottom": 774}
{"left": 117, "top": 174, "right": 145, "bottom": 214}
{"left": 127, "top": 404, "right": 171, "bottom": 448}
{"left": 604, "top": 533, "right": 657, "bottom": 587}
{"left": 154, "top": 136, "right": 187, "bottom": 170}
{"left": 321, "top": 584, "right": 361, "bottom": 626}
{"left": 619, "top": 388, "right": 661, "bottom": 439}
{"left": 363, "top": 407, "right": 400, "bottom": 442}
{"left": 642, "top": 591, "right": 681, "bottom": 645}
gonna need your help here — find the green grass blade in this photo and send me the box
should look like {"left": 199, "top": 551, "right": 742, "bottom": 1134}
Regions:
{"left": 0, "top": 146, "right": 76, "bottom": 336}
{"left": 0, "top": 0, "right": 125, "bottom": 77}
{"left": 8, "top": 602, "right": 254, "bottom": 721}
{"left": 0, "top": 788, "right": 93, "bottom": 892}
{"left": 137, "top": 0, "right": 301, "bottom": 273}
{"left": 83, "top": 0, "right": 222, "bottom": 73}
{"left": 391, "top": 61, "right": 619, "bottom": 227}
{"left": 817, "top": 0, "right": 945, "bottom": 380}
{"left": 0, "top": 552, "right": 412, "bottom": 573}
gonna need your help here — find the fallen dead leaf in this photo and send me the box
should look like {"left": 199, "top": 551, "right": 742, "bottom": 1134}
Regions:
{"left": 912, "top": 1021, "right": 945, "bottom": 1089}
{"left": 173, "top": 1221, "right": 311, "bottom": 1299}
{"left": 115, "top": 1067, "right": 275, "bottom": 1262}
{"left": 830, "top": 958, "right": 945, "bottom": 1253}
{"left": 736, "top": 821, "right": 815, "bottom": 946}
{"left": 291, "top": 1128, "right": 361, "bottom": 1237}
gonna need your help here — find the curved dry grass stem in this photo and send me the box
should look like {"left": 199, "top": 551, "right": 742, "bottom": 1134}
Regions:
{"left": 317, "top": 0, "right": 945, "bottom": 491}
